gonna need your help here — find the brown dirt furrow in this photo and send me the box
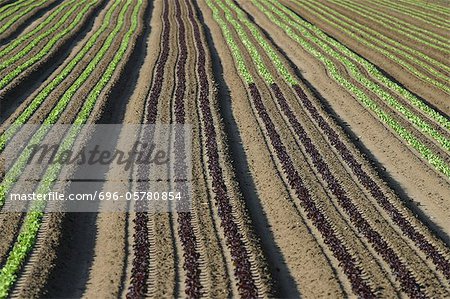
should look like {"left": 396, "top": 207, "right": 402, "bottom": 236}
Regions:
{"left": 317, "top": 45, "right": 450, "bottom": 169}
{"left": 279, "top": 0, "right": 450, "bottom": 115}
{"left": 0, "top": 0, "right": 107, "bottom": 117}
{"left": 289, "top": 0, "right": 450, "bottom": 87}
{"left": 240, "top": 1, "right": 450, "bottom": 242}
{"left": 270, "top": 0, "right": 450, "bottom": 141}
{"left": 315, "top": 0, "right": 449, "bottom": 62}
{"left": 179, "top": 0, "right": 233, "bottom": 296}
{"left": 0, "top": 0, "right": 123, "bottom": 131}
{"left": 362, "top": 1, "right": 449, "bottom": 38}
{"left": 199, "top": 1, "right": 349, "bottom": 297}
{"left": 6, "top": 0, "right": 149, "bottom": 297}
{"left": 82, "top": 0, "right": 163, "bottom": 296}
{"left": 0, "top": 0, "right": 62, "bottom": 41}
{"left": 202, "top": 1, "right": 399, "bottom": 296}
{"left": 227, "top": 1, "right": 449, "bottom": 295}
{"left": 222, "top": 3, "right": 429, "bottom": 295}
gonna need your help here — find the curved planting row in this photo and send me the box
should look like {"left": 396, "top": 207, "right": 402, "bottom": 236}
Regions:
{"left": 0, "top": 0, "right": 143, "bottom": 296}
{"left": 328, "top": 0, "right": 450, "bottom": 53}
{"left": 0, "top": 0, "right": 36, "bottom": 22}
{"left": 0, "top": 0, "right": 121, "bottom": 152}
{"left": 0, "top": 0, "right": 78, "bottom": 59}
{"left": 370, "top": 0, "right": 449, "bottom": 28}
{"left": 254, "top": 0, "right": 450, "bottom": 178}
{"left": 0, "top": 0, "right": 100, "bottom": 90}
{"left": 219, "top": 0, "right": 431, "bottom": 296}
{"left": 0, "top": 0, "right": 52, "bottom": 35}
{"left": 290, "top": 0, "right": 450, "bottom": 91}
{"left": 173, "top": 0, "right": 203, "bottom": 296}
{"left": 126, "top": 0, "right": 170, "bottom": 297}
{"left": 205, "top": 0, "right": 377, "bottom": 296}
{"left": 0, "top": 0, "right": 84, "bottom": 69}
{"left": 232, "top": 0, "right": 450, "bottom": 280}
{"left": 270, "top": 0, "right": 450, "bottom": 132}
{"left": 398, "top": 0, "right": 450, "bottom": 15}
{"left": 0, "top": 0, "right": 130, "bottom": 209}
{"left": 277, "top": 0, "right": 450, "bottom": 141}
{"left": 186, "top": 0, "right": 262, "bottom": 296}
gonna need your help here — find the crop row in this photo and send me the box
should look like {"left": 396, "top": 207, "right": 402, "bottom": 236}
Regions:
{"left": 0, "top": 0, "right": 50, "bottom": 35}
{"left": 329, "top": 0, "right": 450, "bottom": 53}
{"left": 173, "top": 0, "right": 203, "bottom": 296}
{"left": 0, "top": 0, "right": 29, "bottom": 14}
{"left": 0, "top": 0, "right": 35, "bottom": 22}
{"left": 0, "top": 0, "right": 129, "bottom": 209}
{"left": 0, "top": 0, "right": 100, "bottom": 90}
{"left": 273, "top": 81, "right": 425, "bottom": 297}
{"left": 188, "top": 0, "right": 263, "bottom": 296}
{"left": 0, "top": 0, "right": 81, "bottom": 71}
{"left": 219, "top": 0, "right": 450, "bottom": 282}
{"left": 0, "top": 0, "right": 78, "bottom": 59}
{"left": 0, "top": 0, "right": 143, "bottom": 296}
{"left": 370, "top": 0, "right": 449, "bottom": 28}
{"left": 300, "top": 0, "right": 450, "bottom": 73}
{"left": 0, "top": 0, "right": 122, "bottom": 153}
{"left": 127, "top": 0, "right": 170, "bottom": 297}
{"left": 206, "top": 0, "right": 379, "bottom": 296}
{"left": 254, "top": 0, "right": 450, "bottom": 177}
{"left": 219, "top": 0, "right": 432, "bottom": 296}
{"left": 399, "top": 0, "right": 450, "bottom": 15}
{"left": 292, "top": 0, "right": 450, "bottom": 92}
{"left": 280, "top": 0, "right": 450, "bottom": 143}
{"left": 274, "top": 0, "right": 450, "bottom": 132}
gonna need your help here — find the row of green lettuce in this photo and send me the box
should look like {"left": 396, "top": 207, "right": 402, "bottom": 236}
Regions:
{"left": 0, "top": 0, "right": 100, "bottom": 89}
{"left": 0, "top": 0, "right": 121, "bottom": 153}
{"left": 252, "top": 0, "right": 450, "bottom": 177}
{"left": 329, "top": 0, "right": 449, "bottom": 53}
{"left": 0, "top": 0, "right": 51, "bottom": 35}
{"left": 271, "top": 0, "right": 450, "bottom": 151}
{"left": 0, "top": 0, "right": 141, "bottom": 296}
{"left": 371, "top": 0, "right": 450, "bottom": 28}
{"left": 291, "top": 0, "right": 450, "bottom": 93}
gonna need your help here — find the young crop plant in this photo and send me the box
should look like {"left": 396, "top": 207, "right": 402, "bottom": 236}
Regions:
{"left": 0, "top": 0, "right": 51, "bottom": 35}
{"left": 273, "top": 0, "right": 450, "bottom": 132}
{"left": 0, "top": 0, "right": 88, "bottom": 70}
{"left": 0, "top": 0, "right": 99, "bottom": 90}
{"left": 0, "top": 0, "right": 78, "bottom": 59}
{"left": 329, "top": 0, "right": 450, "bottom": 53}
{"left": 0, "top": 0, "right": 142, "bottom": 296}
{"left": 0, "top": 0, "right": 132, "bottom": 208}
{"left": 0, "top": 0, "right": 123, "bottom": 153}
{"left": 215, "top": 0, "right": 274, "bottom": 84}
{"left": 294, "top": 0, "right": 450, "bottom": 91}
{"left": 370, "top": 0, "right": 449, "bottom": 28}
{"left": 254, "top": 0, "right": 450, "bottom": 177}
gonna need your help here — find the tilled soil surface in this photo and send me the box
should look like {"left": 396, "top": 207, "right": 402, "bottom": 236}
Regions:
{"left": 0, "top": 0, "right": 449, "bottom": 298}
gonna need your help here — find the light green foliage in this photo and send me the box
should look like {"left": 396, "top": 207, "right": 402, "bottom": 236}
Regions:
{"left": 0, "top": 0, "right": 50, "bottom": 34}
{"left": 295, "top": 0, "right": 450, "bottom": 92}
{"left": 329, "top": 0, "right": 450, "bottom": 53}
{"left": 272, "top": 0, "right": 450, "bottom": 146}
{"left": 0, "top": 0, "right": 121, "bottom": 152}
{"left": 371, "top": 0, "right": 450, "bottom": 28}
{"left": 254, "top": 0, "right": 450, "bottom": 177}
{"left": 0, "top": 0, "right": 33, "bottom": 19}
{"left": 0, "top": 0, "right": 99, "bottom": 89}
{"left": 205, "top": 0, "right": 253, "bottom": 83}
{"left": 0, "top": 0, "right": 142, "bottom": 296}
{"left": 0, "top": 0, "right": 86, "bottom": 70}
{"left": 215, "top": 0, "right": 273, "bottom": 83}
{"left": 223, "top": 0, "right": 296, "bottom": 85}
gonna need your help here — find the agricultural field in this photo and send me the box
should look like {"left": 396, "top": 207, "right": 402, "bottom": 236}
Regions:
{"left": 0, "top": 0, "right": 449, "bottom": 298}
